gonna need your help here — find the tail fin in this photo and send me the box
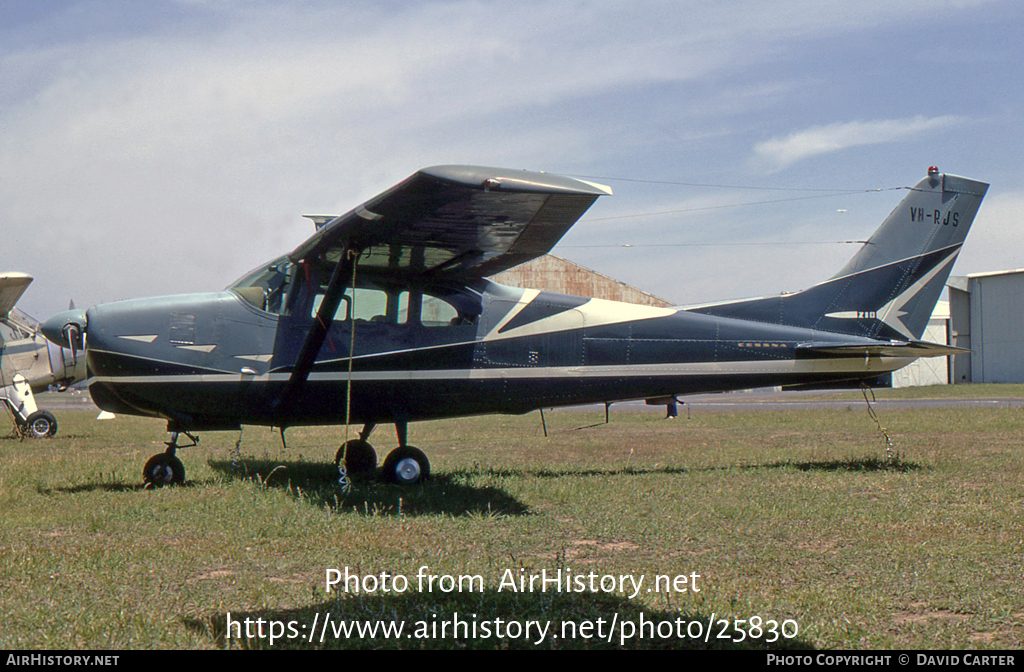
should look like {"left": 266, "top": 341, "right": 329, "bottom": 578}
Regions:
{"left": 692, "top": 169, "right": 988, "bottom": 341}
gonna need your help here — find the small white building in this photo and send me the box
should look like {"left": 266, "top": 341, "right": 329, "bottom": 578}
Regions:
{"left": 948, "top": 269, "right": 1024, "bottom": 384}
{"left": 891, "top": 301, "right": 950, "bottom": 388}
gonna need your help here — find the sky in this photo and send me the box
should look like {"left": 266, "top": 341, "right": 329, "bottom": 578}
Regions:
{"left": 2, "top": 0, "right": 1022, "bottom": 318}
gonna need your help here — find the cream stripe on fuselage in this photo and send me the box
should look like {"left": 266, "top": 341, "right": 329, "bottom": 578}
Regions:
{"left": 483, "top": 293, "right": 677, "bottom": 342}
{"left": 88, "top": 356, "right": 914, "bottom": 386}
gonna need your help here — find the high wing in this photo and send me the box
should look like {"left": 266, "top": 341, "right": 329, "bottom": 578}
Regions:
{"left": 0, "top": 273, "right": 33, "bottom": 318}
{"left": 288, "top": 165, "right": 612, "bottom": 279}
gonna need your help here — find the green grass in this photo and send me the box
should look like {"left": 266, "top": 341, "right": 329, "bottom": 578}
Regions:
{"left": 815, "top": 383, "right": 1024, "bottom": 401}
{"left": 1, "top": 400, "right": 1022, "bottom": 649}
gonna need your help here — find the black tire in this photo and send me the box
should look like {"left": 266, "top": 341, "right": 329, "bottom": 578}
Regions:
{"left": 142, "top": 453, "right": 186, "bottom": 487}
{"left": 381, "top": 446, "right": 430, "bottom": 485}
{"left": 334, "top": 439, "right": 377, "bottom": 476}
{"left": 23, "top": 411, "right": 58, "bottom": 438}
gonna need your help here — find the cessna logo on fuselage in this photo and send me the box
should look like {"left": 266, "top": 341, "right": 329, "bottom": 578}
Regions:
{"left": 825, "top": 311, "right": 877, "bottom": 320}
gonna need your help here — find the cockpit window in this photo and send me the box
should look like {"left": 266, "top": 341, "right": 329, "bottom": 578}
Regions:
{"left": 1, "top": 309, "right": 37, "bottom": 341}
{"left": 228, "top": 257, "right": 296, "bottom": 315}
{"left": 233, "top": 255, "right": 482, "bottom": 326}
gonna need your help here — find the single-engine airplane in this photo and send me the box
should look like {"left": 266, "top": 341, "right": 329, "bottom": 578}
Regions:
{"left": 41, "top": 165, "right": 986, "bottom": 486}
{"left": 1, "top": 273, "right": 87, "bottom": 437}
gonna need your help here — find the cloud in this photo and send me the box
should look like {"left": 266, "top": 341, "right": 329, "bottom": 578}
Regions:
{"left": 751, "top": 116, "right": 964, "bottom": 171}
{"left": 0, "top": 1, "right": 1008, "bottom": 315}
{"left": 954, "top": 188, "right": 1024, "bottom": 275}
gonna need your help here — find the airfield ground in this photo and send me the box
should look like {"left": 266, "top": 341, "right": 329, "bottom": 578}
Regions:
{"left": 0, "top": 385, "right": 1021, "bottom": 649}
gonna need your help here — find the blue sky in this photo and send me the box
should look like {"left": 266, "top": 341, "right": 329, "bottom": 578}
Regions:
{"left": 2, "top": 0, "right": 1021, "bottom": 317}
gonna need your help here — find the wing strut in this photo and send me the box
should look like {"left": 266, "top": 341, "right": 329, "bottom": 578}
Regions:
{"left": 276, "top": 249, "right": 359, "bottom": 419}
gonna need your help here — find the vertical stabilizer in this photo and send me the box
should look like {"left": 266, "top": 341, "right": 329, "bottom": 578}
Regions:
{"left": 691, "top": 169, "right": 988, "bottom": 341}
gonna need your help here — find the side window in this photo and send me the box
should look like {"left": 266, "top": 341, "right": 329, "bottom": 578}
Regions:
{"left": 311, "top": 287, "right": 389, "bottom": 322}
{"left": 0, "top": 321, "right": 15, "bottom": 344}
{"left": 347, "top": 287, "right": 389, "bottom": 322}
{"left": 1, "top": 320, "right": 31, "bottom": 341}
{"left": 396, "top": 291, "right": 410, "bottom": 324}
{"left": 421, "top": 294, "right": 459, "bottom": 327}
{"left": 309, "top": 283, "right": 477, "bottom": 328}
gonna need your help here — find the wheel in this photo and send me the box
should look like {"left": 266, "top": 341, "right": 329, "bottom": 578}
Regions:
{"left": 142, "top": 453, "right": 186, "bottom": 487}
{"left": 381, "top": 446, "right": 430, "bottom": 485}
{"left": 23, "top": 411, "right": 58, "bottom": 438}
{"left": 334, "top": 439, "right": 377, "bottom": 476}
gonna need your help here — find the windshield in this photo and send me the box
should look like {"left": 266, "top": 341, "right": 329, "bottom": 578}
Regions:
{"left": 228, "top": 256, "right": 296, "bottom": 315}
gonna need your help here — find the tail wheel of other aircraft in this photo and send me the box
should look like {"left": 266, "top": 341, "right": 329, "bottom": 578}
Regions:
{"left": 335, "top": 439, "right": 377, "bottom": 476}
{"left": 142, "top": 453, "right": 186, "bottom": 488}
{"left": 22, "top": 411, "right": 58, "bottom": 438}
{"left": 382, "top": 446, "right": 430, "bottom": 485}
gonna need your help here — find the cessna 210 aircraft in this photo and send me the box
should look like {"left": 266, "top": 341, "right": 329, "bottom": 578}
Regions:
{"left": 1, "top": 273, "right": 86, "bottom": 437}
{"left": 41, "top": 165, "right": 986, "bottom": 487}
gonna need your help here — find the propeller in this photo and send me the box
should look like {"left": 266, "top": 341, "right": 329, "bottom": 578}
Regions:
{"left": 62, "top": 323, "right": 82, "bottom": 361}
{"left": 40, "top": 308, "right": 87, "bottom": 351}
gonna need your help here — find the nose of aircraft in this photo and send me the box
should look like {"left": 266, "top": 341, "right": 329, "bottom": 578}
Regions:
{"left": 41, "top": 308, "right": 88, "bottom": 349}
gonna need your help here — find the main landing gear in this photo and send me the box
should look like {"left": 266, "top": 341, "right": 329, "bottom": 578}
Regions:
{"left": 20, "top": 410, "right": 58, "bottom": 439}
{"left": 142, "top": 431, "right": 195, "bottom": 488}
{"left": 2, "top": 376, "right": 59, "bottom": 438}
{"left": 334, "top": 422, "right": 431, "bottom": 485}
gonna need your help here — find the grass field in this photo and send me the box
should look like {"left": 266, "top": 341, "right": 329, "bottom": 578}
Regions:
{"left": 1, "top": 395, "right": 1022, "bottom": 649}
{"left": 817, "top": 383, "right": 1024, "bottom": 401}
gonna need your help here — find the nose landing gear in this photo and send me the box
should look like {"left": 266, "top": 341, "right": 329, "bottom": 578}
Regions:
{"left": 142, "top": 431, "right": 197, "bottom": 488}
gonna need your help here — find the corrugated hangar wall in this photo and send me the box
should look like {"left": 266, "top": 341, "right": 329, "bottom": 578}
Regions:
{"left": 489, "top": 254, "right": 673, "bottom": 307}
{"left": 949, "top": 269, "right": 1024, "bottom": 384}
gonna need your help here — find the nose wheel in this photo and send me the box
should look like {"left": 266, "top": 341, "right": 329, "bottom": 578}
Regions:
{"left": 142, "top": 431, "right": 196, "bottom": 488}
{"left": 142, "top": 453, "right": 186, "bottom": 488}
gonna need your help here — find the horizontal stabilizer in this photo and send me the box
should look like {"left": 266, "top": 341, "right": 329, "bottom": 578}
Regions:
{"left": 797, "top": 340, "right": 969, "bottom": 358}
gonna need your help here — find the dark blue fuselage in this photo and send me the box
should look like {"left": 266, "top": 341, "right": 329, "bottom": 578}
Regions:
{"left": 84, "top": 279, "right": 900, "bottom": 432}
